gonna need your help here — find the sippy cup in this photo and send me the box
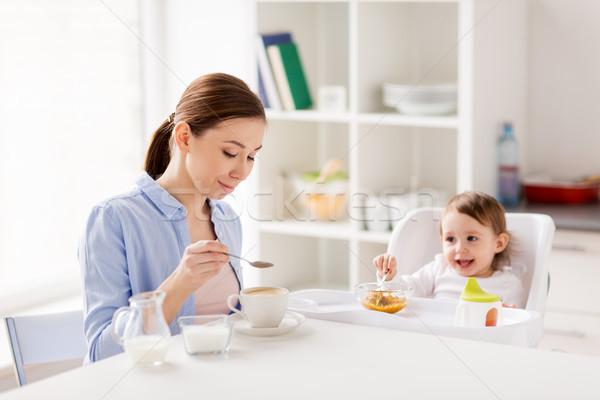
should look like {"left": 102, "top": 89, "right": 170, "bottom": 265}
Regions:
{"left": 454, "top": 278, "right": 503, "bottom": 327}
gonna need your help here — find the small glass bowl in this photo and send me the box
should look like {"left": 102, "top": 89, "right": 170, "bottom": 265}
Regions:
{"left": 355, "top": 282, "right": 414, "bottom": 314}
{"left": 177, "top": 315, "right": 233, "bottom": 355}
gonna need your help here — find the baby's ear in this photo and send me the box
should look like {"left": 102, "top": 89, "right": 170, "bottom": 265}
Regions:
{"left": 495, "top": 232, "right": 509, "bottom": 253}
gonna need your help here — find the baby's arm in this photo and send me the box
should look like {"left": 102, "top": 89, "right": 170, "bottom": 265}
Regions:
{"left": 397, "top": 257, "right": 441, "bottom": 298}
{"left": 373, "top": 253, "right": 397, "bottom": 280}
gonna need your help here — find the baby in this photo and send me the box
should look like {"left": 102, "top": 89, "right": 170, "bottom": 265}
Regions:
{"left": 374, "top": 191, "right": 525, "bottom": 308}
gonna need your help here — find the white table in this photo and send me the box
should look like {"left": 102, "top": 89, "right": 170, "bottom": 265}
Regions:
{"left": 1, "top": 318, "right": 599, "bottom": 399}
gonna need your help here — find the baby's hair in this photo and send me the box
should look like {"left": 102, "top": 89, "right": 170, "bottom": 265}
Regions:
{"left": 441, "top": 191, "right": 511, "bottom": 271}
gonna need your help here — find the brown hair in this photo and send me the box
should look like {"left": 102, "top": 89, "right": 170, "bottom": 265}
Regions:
{"left": 441, "top": 191, "right": 512, "bottom": 271}
{"left": 144, "top": 73, "right": 266, "bottom": 179}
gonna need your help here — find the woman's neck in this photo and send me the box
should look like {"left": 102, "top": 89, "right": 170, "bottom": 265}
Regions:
{"left": 156, "top": 163, "right": 209, "bottom": 220}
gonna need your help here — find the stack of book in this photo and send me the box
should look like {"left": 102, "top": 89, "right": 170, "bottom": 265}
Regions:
{"left": 255, "top": 32, "right": 313, "bottom": 111}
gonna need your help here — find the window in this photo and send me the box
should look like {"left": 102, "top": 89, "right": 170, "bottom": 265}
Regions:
{"left": 0, "top": 1, "right": 142, "bottom": 306}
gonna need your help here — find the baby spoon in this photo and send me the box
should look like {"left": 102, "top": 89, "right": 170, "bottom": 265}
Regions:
{"left": 378, "top": 270, "right": 390, "bottom": 291}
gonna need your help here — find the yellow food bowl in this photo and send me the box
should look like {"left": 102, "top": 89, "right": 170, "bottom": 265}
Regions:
{"left": 355, "top": 282, "right": 413, "bottom": 314}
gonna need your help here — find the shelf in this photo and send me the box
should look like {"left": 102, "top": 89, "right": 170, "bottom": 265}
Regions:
{"left": 265, "top": 109, "right": 351, "bottom": 123}
{"left": 266, "top": 109, "right": 458, "bottom": 128}
{"left": 253, "top": 0, "right": 529, "bottom": 290}
{"left": 257, "top": 0, "right": 461, "bottom": 4}
{"left": 357, "top": 112, "right": 458, "bottom": 129}
{"left": 259, "top": 220, "right": 353, "bottom": 240}
{"left": 259, "top": 220, "right": 392, "bottom": 244}
{"left": 355, "top": 229, "right": 393, "bottom": 244}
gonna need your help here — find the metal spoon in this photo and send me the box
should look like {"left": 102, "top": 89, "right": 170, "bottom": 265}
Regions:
{"left": 227, "top": 253, "right": 274, "bottom": 268}
{"left": 375, "top": 270, "right": 390, "bottom": 307}
{"left": 378, "top": 270, "right": 389, "bottom": 291}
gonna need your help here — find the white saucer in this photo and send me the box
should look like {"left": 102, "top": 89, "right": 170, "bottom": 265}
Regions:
{"left": 231, "top": 311, "right": 306, "bottom": 337}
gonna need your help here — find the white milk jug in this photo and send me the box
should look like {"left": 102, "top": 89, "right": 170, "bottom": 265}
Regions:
{"left": 111, "top": 291, "right": 171, "bottom": 365}
{"left": 454, "top": 277, "right": 503, "bottom": 327}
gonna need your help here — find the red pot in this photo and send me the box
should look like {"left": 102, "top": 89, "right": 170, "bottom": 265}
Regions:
{"left": 523, "top": 182, "right": 600, "bottom": 204}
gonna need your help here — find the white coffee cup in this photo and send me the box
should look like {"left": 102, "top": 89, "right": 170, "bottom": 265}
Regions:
{"left": 227, "top": 287, "right": 289, "bottom": 328}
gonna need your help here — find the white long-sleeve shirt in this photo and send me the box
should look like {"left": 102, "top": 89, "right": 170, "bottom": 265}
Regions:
{"left": 392, "top": 254, "right": 526, "bottom": 308}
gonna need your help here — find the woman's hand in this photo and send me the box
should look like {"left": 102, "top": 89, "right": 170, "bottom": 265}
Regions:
{"left": 174, "top": 240, "right": 230, "bottom": 293}
{"left": 158, "top": 240, "right": 230, "bottom": 324}
{"left": 373, "top": 253, "right": 397, "bottom": 280}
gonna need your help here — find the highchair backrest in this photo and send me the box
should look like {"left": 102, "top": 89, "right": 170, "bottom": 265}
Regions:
{"left": 386, "top": 208, "right": 555, "bottom": 314}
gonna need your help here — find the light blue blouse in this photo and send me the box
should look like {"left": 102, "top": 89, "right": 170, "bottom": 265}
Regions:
{"left": 79, "top": 172, "right": 243, "bottom": 363}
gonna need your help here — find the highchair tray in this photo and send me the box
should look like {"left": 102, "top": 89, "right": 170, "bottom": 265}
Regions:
{"left": 288, "top": 289, "right": 543, "bottom": 347}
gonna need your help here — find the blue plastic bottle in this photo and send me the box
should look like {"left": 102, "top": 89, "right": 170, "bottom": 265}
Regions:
{"left": 497, "top": 122, "right": 520, "bottom": 206}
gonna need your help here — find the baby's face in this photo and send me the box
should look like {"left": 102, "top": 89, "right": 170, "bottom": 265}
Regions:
{"left": 440, "top": 210, "right": 506, "bottom": 278}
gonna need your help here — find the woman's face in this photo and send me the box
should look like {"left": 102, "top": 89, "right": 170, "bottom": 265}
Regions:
{"left": 440, "top": 210, "right": 508, "bottom": 278}
{"left": 184, "top": 117, "right": 265, "bottom": 199}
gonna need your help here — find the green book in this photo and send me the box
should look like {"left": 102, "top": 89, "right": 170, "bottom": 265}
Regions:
{"left": 267, "top": 42, "right": 312, "bottom": 110}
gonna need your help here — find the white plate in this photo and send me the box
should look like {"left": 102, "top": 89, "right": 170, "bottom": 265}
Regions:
{"left": 231, "top": 311, "right": 306, "bottom": 337}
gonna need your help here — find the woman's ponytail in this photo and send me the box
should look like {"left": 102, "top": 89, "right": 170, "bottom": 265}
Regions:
{"left": 144, "top": 113, "right": 175, "bottom": 179}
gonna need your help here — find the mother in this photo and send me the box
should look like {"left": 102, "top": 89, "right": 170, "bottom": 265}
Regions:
{"left": 79, "top": 73, "right": 266, "bottom": 362}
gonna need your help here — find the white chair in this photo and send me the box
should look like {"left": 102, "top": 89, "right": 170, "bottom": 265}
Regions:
{"left": 387, "top": 208, "right": 555, "bottom": 315}
{"left": 4, "top": 310, "right": 87, "bottom": 386}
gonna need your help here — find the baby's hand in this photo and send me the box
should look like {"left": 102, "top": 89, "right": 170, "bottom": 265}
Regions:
{"left": 373, "top": 253, "right": 397, "bottom": 281}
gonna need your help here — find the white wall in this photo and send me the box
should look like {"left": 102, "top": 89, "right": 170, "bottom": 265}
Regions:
{"left": 471, "top": 0, "right": 530, "bottom": 194}
{"left": 0, "top": 0, "right": 142, "bottom": 310}
{"left": 140, "top": 0, "right": 262, "bottom": 282}
{"left": 140, "top": 0, "right": 254, "bottom": 139}
{"left": 527, "top": 0, "right": 600, "bottom": 179}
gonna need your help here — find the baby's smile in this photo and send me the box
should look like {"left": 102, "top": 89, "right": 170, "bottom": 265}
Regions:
{"left": 455, "top": 258, "right": 474, "bottom": 268}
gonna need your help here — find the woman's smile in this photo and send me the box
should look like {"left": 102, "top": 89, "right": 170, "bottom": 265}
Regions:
{"left": 219, "top": 181, "right": 236, "bottom": 194}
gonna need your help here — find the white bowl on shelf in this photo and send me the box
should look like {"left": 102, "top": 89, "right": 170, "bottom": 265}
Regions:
{"left": 382, "top": 82, "right": 458, "bottom": 116}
